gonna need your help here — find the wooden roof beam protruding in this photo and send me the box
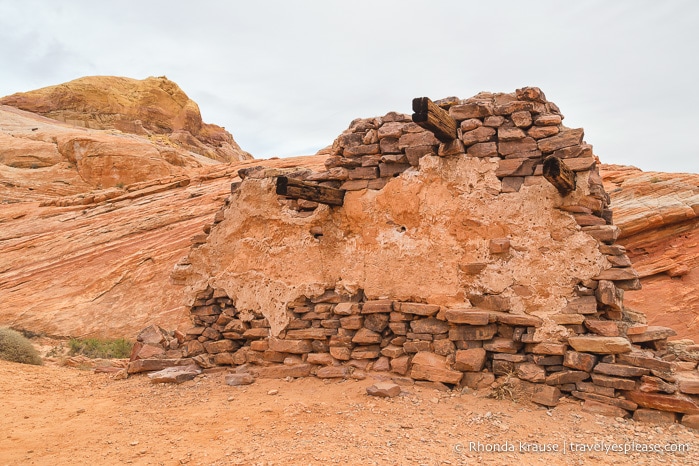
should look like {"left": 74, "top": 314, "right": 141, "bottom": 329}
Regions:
{"left": 275, "top": 176, "right": 346, "bottom": 207}
{"left": 412, "top": 97, "right": 458, "bottom": 143}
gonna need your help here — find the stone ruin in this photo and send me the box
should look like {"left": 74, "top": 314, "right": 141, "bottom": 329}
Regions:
{"left": 130, "top": 87, "right": 699, "bottom": 426}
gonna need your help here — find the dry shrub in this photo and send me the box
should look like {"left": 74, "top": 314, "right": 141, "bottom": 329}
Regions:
{"left": 0, "top": 328, "right": 43, "bottom": 365}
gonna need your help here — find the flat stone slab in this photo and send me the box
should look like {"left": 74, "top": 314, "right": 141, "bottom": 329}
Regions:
{"left": 567, "top": 336, "right": 632, "bottom": 354}
{"left": 127, "top": 358, "right": 195, "bottom": 374}
{"left": 628, "top": 326, "right": 677, "bottom": 343}
{"left": 444, "top": 308, "right": 490, "bottom": 325}
{"left": 148, "top": 365, "right": 201, "bottom": 384}
{"left": 623, "top": 390, "right": 699, "bottom": 414}
{"left": 593, "top": 362, "right": 650, "bottom": 378}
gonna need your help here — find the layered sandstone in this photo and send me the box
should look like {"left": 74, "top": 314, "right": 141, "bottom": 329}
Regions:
{"left": 0, "top": 76, "right": 251, "bottom": 163}
{"left": 0, "top": 156, "right": 325, "bottom": 338}
{"left": 603, "top": 164, "right": 699, "bottom": 341}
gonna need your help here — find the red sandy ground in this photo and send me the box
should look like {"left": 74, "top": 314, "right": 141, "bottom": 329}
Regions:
{"left": 1, "top": 358, "right": 698, "bottom": 466}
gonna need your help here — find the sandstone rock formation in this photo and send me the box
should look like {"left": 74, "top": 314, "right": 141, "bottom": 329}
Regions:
{"left": 0, "top": 155, "right": 324, "bottom": 339}
{"left": 0, "top": 76, "right": 251, "bottom": 163}
{"left": 602, "top": 164, "right": 699, "bottom": 342}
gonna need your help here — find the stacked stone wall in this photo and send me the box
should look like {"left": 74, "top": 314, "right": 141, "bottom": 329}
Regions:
{"left": 131, "top": 87, "right": 699, "bottom": 427}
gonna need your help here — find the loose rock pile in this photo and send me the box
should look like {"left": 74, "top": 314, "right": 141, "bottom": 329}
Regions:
{"left": 132, "top": 88, "right": 699, "bottom": 429}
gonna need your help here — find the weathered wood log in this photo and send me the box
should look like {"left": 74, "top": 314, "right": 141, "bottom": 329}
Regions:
{"left": 275, "top": 176, "right": 345, "bottom": 206}
{"left": 412, "top": 97, "right": 457, "bottom": 143}
{"left": 543, "top": 155, "right": 576, "bottom": 195}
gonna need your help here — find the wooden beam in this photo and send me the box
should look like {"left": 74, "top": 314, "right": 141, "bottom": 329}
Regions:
{"left": 543, "top": 155, "right": 576, "bottom": 195}
{"left": 275, "top": 176, "right": 346, "bottom": 207}
{"left": 412, "top": 97, "right": 457, "bottom": 143}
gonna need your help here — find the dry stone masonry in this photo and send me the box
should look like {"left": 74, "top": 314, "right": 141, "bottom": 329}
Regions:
{"left": 133, "top": 87, "right": 699, "bottom": 428}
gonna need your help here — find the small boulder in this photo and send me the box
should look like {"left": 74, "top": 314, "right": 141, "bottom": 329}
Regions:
{"left": 366, "top": 382, "right": 402, "bottom": 398}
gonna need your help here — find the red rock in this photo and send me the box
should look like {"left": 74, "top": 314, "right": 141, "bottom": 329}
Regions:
{"left": 575, "top": 381, "right": 615, "bottom": 397}
{"left": 546, "top": 370, "right": 590, "bottom": 385}
{"left": 617, "top": 352, "right": 673, "bottom": 372}
{"left": 410, "top": 318, "right": 449, "bottom": 335}
{"left": 531, "top": 384, "right": 561, "bottom": 407}
{"left": 563, "top": 351, "right": 597, "bottom": 372}
{"left": 351, "top": 345, "right": 381, "bottom": 359}
{"left": 352, "top": 328, "right": 382, "bottom": 344}
{"left": 306, "top": 353, "right": 335, "bottom": 366}
{"left": 681, "top": 414, "right": 699, "bottom": 429}
{"left": 460, "top": 371, "right": 495, "bottom": 389}
{"left": 466, "top": 142, "right": 498, "bottom": 158}
{"left": 584, "top": 320, "right": 620, "bottom": 337}
{"left": 622, "top": 390, "right": 699, "bottom": 414}
{"left": 536, "top": 128, "right": 584, "bottom": 153}
{"left": 381, "top": 345, "right": 405, "bottom": 359}
{"left": 495, "top": 158, "right": 537, "bottom": 178}
{"left": 593, "top": 362, "right": 650, "bottom": 378}
{"left": 127, "top": 358, "right": 195, "bottom": 374}
{"left": 454, "top": 348, "right": 486, "bottom": 371}
{"left": 516, "top": 363, "right": 546, "bottom": 383}
{"left": 329, "top": 346, "right": 351, "bottom": 361}
{"left": 571, "top": 391, "right": 637, "bottom": 411}
{"left": 567, "top": 336, "right": 632, "bottom": 354}
{"left": 526, "top": 342, "right": 568, "bottom": 355}
{"left": 483, "top": 337, "right": 522, "bottom": 354}
{"left": 148, "top": 365, "right": 201, "bottom": 384}
{"left": 563, "top": 296, "right": 598, "bottom": 314}
{"left": 203, "top": 339, "right": 237, "bottom": 354}
{"left": 444, "top": 308, "right": 490, "bottom": 325}
{"left": 390, "top": 355, "right": 411, "bottom": 375}
{"left": 0, "top": 76, "right": 250, "bottom": 164}
{"left": 286, "top": 328, "right": 332, "bottom": 340}
{"left": 461, "top": 126, "right": 496, "bottom": 146}
{"left": 363, "top": 313, "right": 389, "bottom": 332}
{"left": 316, "top": 366, "right": 350, "bottom": 378}
{"left": 511, "top": 111, "right": 532, "bottom": 128}
{"left": 551, "top": 314, "right": 585, "bottom": 325}
{"left": 628, "top": 326, "right": 677, "bottom": 343}
{"left": 581, "top": 400, "right": 630, "bottom": 418}
{"left": 410, "top": 352, "right": 463, "bottom": 384}
{"left": 632, "top": 408, "right": 679, "bottom": 424}
{"left": 497, "top": 126, "right": 526, "bottom": 142}
{"left": 130, "top": 343, "right": 166, "bottom": 361}
{"left": 268, "top": 339, "right": 313, "bottom": 354}
{"left": 225, "top": 373, "right": 255, "bottom": 386}
{"left": 591, "top": 374, "right": 636, "bottom": 390}
{"left": 340, "top": 315, "right": 364, "bottom": 330}
{"left": 137, "top": 325, "right": 168, "bottom": 346}
{"left": 397, "top": 302, "right": 440, "bottom": 316}
{"left": 366, "top": 382, "right": 402, "bottom": 398}
{"left": 449, "top": 102, "right": 493, "bottom": 119}
{"left": 253, "top": 364, "right": 312, "bottom": 379}
{"left": 527, "top": 126, "right": 559, "bottom": 139}
{"left": 533, "top": 114, "right": 562, "bottom": 126}
{"left": 490, "top": 312, "right": 543, "bottom": 327}
{"left": 498, "top": 137, "right": 538, "bottom": 156}
{"left": 449, "top": 324, "right": 498, "bottom": 341}
{"left": 676, "top": 372, "right": 699, "bottom": 395}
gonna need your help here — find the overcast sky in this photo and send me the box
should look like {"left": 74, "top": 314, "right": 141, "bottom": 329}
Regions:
{"left": 1, "top": 1, "right": 697, "bottom": 173}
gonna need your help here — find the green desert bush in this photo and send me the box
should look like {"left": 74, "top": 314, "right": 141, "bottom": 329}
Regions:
{"left": 68, "top": 337, "right": 133, "bottom": 359}
{"left": 0, "top": 328, "right": 43, "bottom": 365}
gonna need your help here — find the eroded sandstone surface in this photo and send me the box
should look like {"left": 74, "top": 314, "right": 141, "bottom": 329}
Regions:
{"left": 603, "top": 164, "right": 699, "bottom": 341}
{"left": 0, "top": 76, "right": 251, "bottom": 164}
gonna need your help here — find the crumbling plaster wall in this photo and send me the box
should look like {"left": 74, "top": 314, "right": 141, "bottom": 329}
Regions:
{"left": 181, "top": 153, "right": 605, "bottom": 337}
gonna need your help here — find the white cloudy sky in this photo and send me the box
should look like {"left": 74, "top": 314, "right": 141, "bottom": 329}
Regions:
{"left": 1, "top": 0, "right": 697, "bottom": 173}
